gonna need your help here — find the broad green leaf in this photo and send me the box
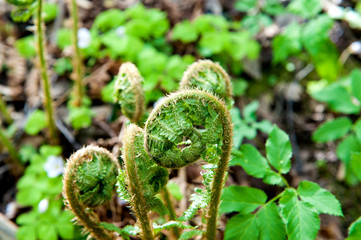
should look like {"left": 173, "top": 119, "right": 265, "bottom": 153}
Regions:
{"left": 346, "top": 217, "right": 361, "bottom": 240}
{"left": 257, "top": 203, "right": 286, "bottom": 240}
{"left": 37, "top": 224, "right": 57, "bottom": 240}
{"left": 224, "top": 214, "right": 259, "bottom": 240}
{"left": 67, "top": 106, "right": 94, "bottom": 130}
{"left": 313, "top": 117, "right": 352, "bottom": 143}
{"left": 297, "top": 181, "right": 343, "bottom": 216}
{"left": 15, "top": 35, "right": 36, "bottom": 58}
{"left": 199, "top": 31, "right": 227, "bottom": 55}
{"left": 172, "top": 20, "right": 198, "bottom": 43}
{"left": 243, "top": 101, "right": 258, "bottom": 123}
{"left": 234, "top": 0, "right": 257, "bottom": 12}
{"left": 232, "top": 145, "right": 270, "bottom": 178}
{"left": 16, "top": 225, "right": 36, "bottom": 240}
{"left": 351, "top": 69, "right": 361, "bottom": 102}
{"left": 220, "top": 186, "right": 267, "bottom": 214}
{"left": 42, "top": 3, "right": 58, "bottom": 23}
{"left": 56, "top": 28, "right": 72, "bottom": 50}
{"left": 272, "top": 22, "right": 302, "bottom": 63}
{"left": 287, "top": 0, "right": 322, "bottom": 19}
{"left": 263, "top": 170, "right": 283, "bottom": 186}
{"left": 25, "top": 110, "right": 47, "bottom": 135}
{"left": 266, "top": 126, "right": 292, "bottom": 174}
{"left": 310, "top": 84, "right": 359, "bottom": 114}
{"left": 354, "top": 120, "right": 361, "bottom": 144}
{"left": 351, "top": 153, "right": 361, "bottom": 181}
{"left": 336, "top": 135, "right": 361, "bottom": 163}
{"left": 280, "top": 189, "right": 320, "bottom": 240}
{"left": 93, "top": 9, "right": 126, "bottom": 32}
{"left": 167, "top": 181, "right": 184, "bottom": 201}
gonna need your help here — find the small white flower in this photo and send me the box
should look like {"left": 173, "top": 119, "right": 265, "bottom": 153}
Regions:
{"left": 327, "top": 5, "right": 344, "bottom": 19}
{"left": 349, "top": 41, "right": 361, "bottom": 54}
{"left": 115, "top": 26, "right": 126, "bottom": 38}
{"left": 38, "top": 199, "right": 49, "bottom": 213}
{"left": 44, "top": 155, "right": 64, "bottom": 178}
{"left": 77, "top": 27, "right": 92, "bottom": 49}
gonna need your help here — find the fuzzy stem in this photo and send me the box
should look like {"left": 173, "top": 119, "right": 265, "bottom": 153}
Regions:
{"left": 68, "top": 0, "right": 84, "bottom": 106}
{"left": 35, "top": 0, "right": 58, "bottom": 144}
{"left": 0, "top": 95, "right": 12, "bottom": 124}
{"left": 123, "top": 125, "right": 154, "bottom": 240}
{"left": 161, "top": 187, "right": 180, "bottom": 238}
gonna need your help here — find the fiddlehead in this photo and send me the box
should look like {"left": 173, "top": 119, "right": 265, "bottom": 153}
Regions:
{"left": 180, "top": 60, "right": 232, "bottom": 105}
{"left": 63, "top": 146, "right": 120, "bottom": 240}
{"left": 121, "top": 124, "right": 169, "bottom": 239}
{"left": 113, "top": 62, "right": 145, "bottom": 123}
{"left": 144, "top": 89, "right": 233, "bottom": 239}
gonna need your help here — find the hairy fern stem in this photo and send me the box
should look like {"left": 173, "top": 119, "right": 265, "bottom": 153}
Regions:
{"left": 35, "top": 0, "right": 57, "bottom": 144}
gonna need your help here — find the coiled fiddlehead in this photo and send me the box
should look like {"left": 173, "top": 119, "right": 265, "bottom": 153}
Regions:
{"left": 180, "top": 60, "right": 232, "bottom": 105}
{"left": 121, "top": 124, "right": 169, "bottom": 239}
{"left": 113, "top": 62, "right": 145, "bottom": 123}
{"left": 144, "top": 89, "right": 233, "bottom": 239}
{"left": 63, "top": 146, "right": 120, "bottom": 240}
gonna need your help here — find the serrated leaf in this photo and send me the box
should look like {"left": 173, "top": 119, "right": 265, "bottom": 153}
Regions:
{"left": 336, "top": 135, "right": 361, "bottom": 163}
{"left": 266, "top": 126, "right": 292, "bottom": 174}
{"left": 220, "top": 186, "right": 267, "bottom": 214}
{"left": 346, "top": 217, "right": 361, "bottom": 240}
{"left": 287, "top": 0, "right": 322, "bottom": 18}
{"left": 224, "top": 214, "right": 259, "bottom": 240}
{"left": 243, "top": 101, "right": 258, "bottom": 123}
{"left": 231, "top": 145, "right": 270, "bottom": 178}
{"left": 257, "top": 202, "right": 286, "bottom": 240}
{"left": 280, "top": 189, "right": 320, "bottom": 240}
{"left": 351, "top": 152, "right": 361, "bottom": 181}
{"left": 313, "top": 117, "right": 352, "bottom": 143}
{"left": 351, "top": 69, "right": 361, "bottom": 102}
{"left": 297, "top": 181, "right": 343, "bottom": 216}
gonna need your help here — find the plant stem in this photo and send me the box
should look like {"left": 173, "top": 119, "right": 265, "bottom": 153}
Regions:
{"left": 205, "top": 99, "right": 233, "bottom": 240}
{"left": 280, "top": 174, "right": 290, "bottom": 188}
{"left": 35, "top": 0, "right": 58, "bottom": 144}
{"left": 0, "top": 126, "right": 24, "bottom": 175}
{"left": 123, "top": 125, "right": 154, "bottom": 240}
{"left": 161, "top": 187, "right": 180, "bottom": 238}
{"left": 0, "top": 95, "right": 12, "bottom": 124}
{"left": 69, "top": 0, "right": 84, "bottom": 106}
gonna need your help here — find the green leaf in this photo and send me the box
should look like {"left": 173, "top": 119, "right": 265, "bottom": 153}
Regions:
{"left": 56, "top": 28, "right": 72, "bottom": 50}
{"left": 351, "top": 69, "right": 361, "bottom": 102}
{"left": 312, "top": 117, "right": 352, "bottom": 143}
{"left": 243, "top": 101, "right": 258, "bottom": 123}
{"left": 37, "top": 224, "right": 57, "bottom": 240}
{"left": 234, "top": 0, "right": 256, "bottom": 12}
{"left": 54, "top": 58, "right": 73, "bottom": 75}
{"left": 257, "top": 202, "right": 286, "bottom": 240}
{"left": 266, "top": 126, "right": 292, "bottom": 174}
{"left": 67, "top": 106, "right": 94, "bottom": 130}
{"left": 287, "top": 0, "right": 322, "bottom": 19}
{"left": 354, "top": 120, "right": 361, "bottom": 144}
{"left": 351, "top": 152, "right": 361, "bottom": 181}
{"left": 280, "top": 189, "right": 320, "bottom": 240}
{"left": 199, "top": 31, "right": 227, "bottom": 56}
{"left": 25, "top": 110, "right": 47, "bottom": 135}
{"left": 225, "top": 214, "right": 259, "bottom": 240}
{"left": 179, "top": 230, "right": 204, "bottom": 240}
{"left": 272, "top": 22, "right": 302, "bottom": 63}
{"left": 16, "top": 225, "right": 36, "bottom": 240}
{"left": 172, "top": 20, "right": 198, "bottom": 43}
{"left": 346, "top": 217, "right": 361, "bottom": 240}
{"left": 263, "top": 170, "right": 283, "bottom": 186}
{"left": 310, "top": 83, "right": 359, "bottom": 114}
{"left": 232, "top": 78, "right": 248, "bottom": 96}
{"left": 56, "top": 222, "right": 74, "bottom": 239}
{"left": 42, "top": 3, "right": 57, "bottom": 23}
{"left": 220, "top": 186, "right": 267, "bottom": 214}
{"left": 231, "top": 145, "right": 270, "bottom": 178}
{"left": 297, "top": 180, "right": 343, "bottom": 216}
{"left": 263, "top": 0, "right": 284, "bottom": 15}
{"left": 336, "top": 135, "right": 361, "bottom": 163}
{"left": 93, "top": 9, "right": 126, "bottom": 32}
{"left": 15, "top": 35, "right": 36, "bottom": 58}
{"left": 167, "top": 181, "right": 184, "bottom": 201}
